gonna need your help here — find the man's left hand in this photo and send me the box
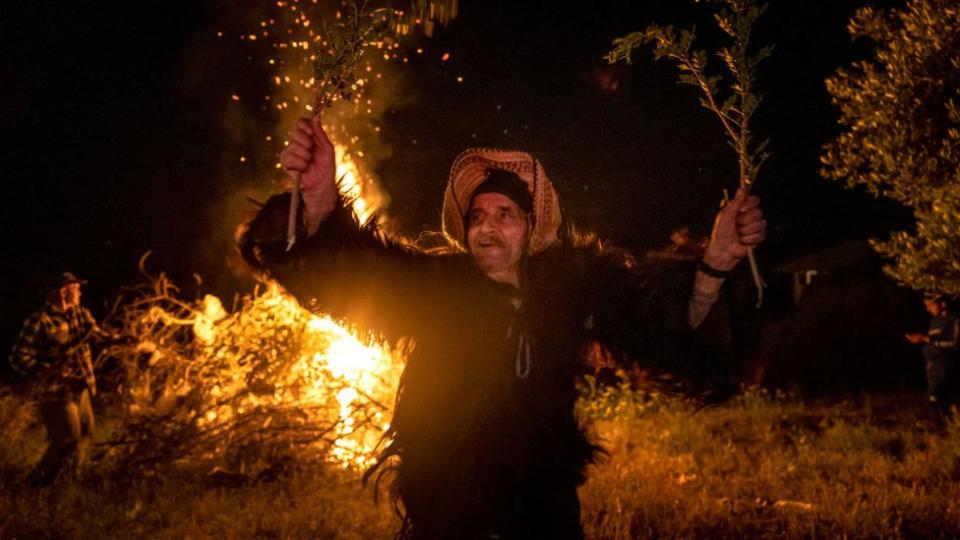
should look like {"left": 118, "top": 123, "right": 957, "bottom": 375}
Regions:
{"left": 905, "top": 333, "right": 928, "bottom": 345}
{"left": 703, "top": 187, "right": 766, "bottom": 272}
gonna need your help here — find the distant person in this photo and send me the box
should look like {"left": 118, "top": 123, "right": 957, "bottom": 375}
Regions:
{"left": 906, "top": 292, "right": 958, "bottom": 422}
{"left": 9, "top": 272, "right": 111, "bottom": 484}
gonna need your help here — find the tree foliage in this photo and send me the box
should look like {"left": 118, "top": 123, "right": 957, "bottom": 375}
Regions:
{"left": 821, "top": 0, "right": 960, "bottom": 295}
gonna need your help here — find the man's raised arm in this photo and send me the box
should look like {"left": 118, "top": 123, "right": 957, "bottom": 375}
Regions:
{"left": 587, "top": 187, "right": 765, "bottom": 401}
{"left": 236, "top": 114, "right": 457, "bottom": 341}
{"left": 688, "top": 188, "right": 765, "bottom": 328}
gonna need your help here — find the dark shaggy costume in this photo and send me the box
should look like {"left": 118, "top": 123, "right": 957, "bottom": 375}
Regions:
{"left": 238, "top": 194, "right": 734, "bottom": 539}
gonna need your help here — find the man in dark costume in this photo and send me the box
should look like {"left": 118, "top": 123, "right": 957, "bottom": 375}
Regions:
{"left": 238, "top": 114, "right": 766, "bottom": 539}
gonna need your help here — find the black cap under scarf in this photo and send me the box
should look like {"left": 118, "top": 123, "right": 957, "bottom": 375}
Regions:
{"left": 469, "top": 168, "right": 534, "bottom": 213}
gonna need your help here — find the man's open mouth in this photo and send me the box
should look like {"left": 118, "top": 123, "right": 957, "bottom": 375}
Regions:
{"left": 477, "top": 238, "right": 503, "bottom": 248}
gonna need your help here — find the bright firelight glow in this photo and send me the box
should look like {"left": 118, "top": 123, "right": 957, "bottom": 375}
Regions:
{"left": 180, "top": 283, "right": 403, "bottom": 469}
{"left": 333, "top": 144, "right": 380, "bottom": 224}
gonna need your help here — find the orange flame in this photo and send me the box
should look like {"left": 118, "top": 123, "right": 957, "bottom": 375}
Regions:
{"left": 190, "top": 283, "right": 403, "bottom": 469}
{"left": 333, "top": 143, "right": 385, "bottom": 224}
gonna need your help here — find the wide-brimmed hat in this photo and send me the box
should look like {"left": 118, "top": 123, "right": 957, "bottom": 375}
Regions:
{"left": 442, "top": 148, "right": 562, "bottom": 254}
{"left": 51, "top": 271, "right": 87, "bottom": 290}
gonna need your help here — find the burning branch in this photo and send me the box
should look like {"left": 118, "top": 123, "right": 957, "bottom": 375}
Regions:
{"left": 607, "top": 0, "right": 772, "bottom": 307}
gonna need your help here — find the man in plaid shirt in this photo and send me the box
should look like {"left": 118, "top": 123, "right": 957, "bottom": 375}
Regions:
{"left": 9, "top": 272, "right": 108, "bottom": 484}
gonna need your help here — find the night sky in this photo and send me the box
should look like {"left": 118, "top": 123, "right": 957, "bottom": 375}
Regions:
{"left": 0, "top": 0, "right": 910, "bottom": 356}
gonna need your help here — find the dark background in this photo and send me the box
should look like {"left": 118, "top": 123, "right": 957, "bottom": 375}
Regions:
{"left": 0, "top": 1, "right": 913, "bottom": 379}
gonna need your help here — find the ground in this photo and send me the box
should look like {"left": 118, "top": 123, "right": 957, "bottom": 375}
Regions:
{"left": 2, "top": 383, "right": 959, "bottom": 539}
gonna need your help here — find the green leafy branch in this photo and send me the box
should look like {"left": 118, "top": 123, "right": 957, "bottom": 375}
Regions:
{"left": 607, "top": 0, "right": 772, "bottom": 306}
{"left": 313, "top": 1, "right": 395, "bottom": 109}
{"left": 311, "top": 0, "right": 459, "bottom": 108}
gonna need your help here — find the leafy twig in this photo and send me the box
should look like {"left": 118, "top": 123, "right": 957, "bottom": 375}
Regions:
{"left": 312, "top": 1, "right": 394, "bottom": 110}
{"left": 607, "top": 0, "right": 772, "bottom": 307}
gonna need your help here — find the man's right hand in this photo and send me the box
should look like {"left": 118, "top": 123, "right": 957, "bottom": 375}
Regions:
{"left": 280, "top": 113, "right": 338, "bottom": 236}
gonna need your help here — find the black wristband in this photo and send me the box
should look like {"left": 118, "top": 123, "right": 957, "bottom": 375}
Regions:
{"left": 697, "top": 259, "right": 735, "bottom": 279}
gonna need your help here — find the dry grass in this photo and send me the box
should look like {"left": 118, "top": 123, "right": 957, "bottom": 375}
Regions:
{"left": 0, "top": 465, "right": 398, "bottom": 539}
{"left": 2, "top": 382, "right": 959, "bottom": 539}
{"left": 579, "top": 383, "right": 960, "bottom": 539}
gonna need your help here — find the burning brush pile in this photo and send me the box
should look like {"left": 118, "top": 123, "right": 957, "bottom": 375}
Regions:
{"left": 98, "top": 269, "right": 403, "bottom": 476}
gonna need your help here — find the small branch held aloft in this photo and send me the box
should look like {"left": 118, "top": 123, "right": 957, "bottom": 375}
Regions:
{"left": 607, "top": 0, "right": 772, "bottom": 307}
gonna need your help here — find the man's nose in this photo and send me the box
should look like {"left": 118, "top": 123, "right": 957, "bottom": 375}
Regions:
{"left": 478, "top": 214, "right": 496, "bottom": 233}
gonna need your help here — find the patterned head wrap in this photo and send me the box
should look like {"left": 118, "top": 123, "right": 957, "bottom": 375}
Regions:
{"left": 442, "top": 148, "right": 563, "bottom": 254}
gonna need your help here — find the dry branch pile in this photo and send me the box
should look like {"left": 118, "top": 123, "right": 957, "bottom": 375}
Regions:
{"left": 96, "top": 272, "right": 402, "bottom": 477}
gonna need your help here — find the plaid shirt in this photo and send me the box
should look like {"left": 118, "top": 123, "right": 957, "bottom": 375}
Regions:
{"left": 9, "top": 302, "right": 102, "bottom": 392}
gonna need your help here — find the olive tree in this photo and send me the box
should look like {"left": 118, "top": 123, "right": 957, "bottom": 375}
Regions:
{"left": 821, "top": 0, "right": 960, "bottom": 295}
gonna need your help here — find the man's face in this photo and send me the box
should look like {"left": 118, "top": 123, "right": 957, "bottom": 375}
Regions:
{"left": 466, "top": 192, "right": 530, "bottom": 285}
{"left": 924, "top": 298, "right": 944, "bottom": 316}
{"left": 60, "top": 283, "right": 81, "bottom": 308}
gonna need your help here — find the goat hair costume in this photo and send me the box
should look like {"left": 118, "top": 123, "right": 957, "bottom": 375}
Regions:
{"left": 237, "top": 153, "right": 734, "bottom": 540}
